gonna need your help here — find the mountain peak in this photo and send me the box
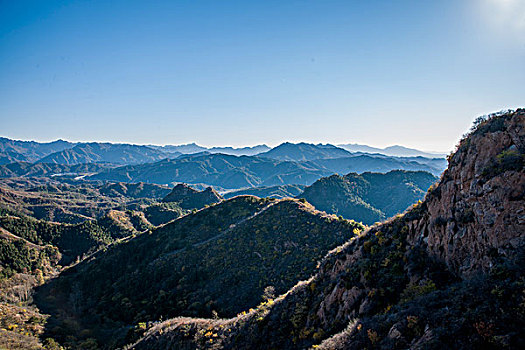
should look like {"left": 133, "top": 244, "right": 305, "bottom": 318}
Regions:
{"left": 260, "top": 142, "right": 352, "bottom": 161}
{"left": 162, "top": 183, "right": 222, "bottom": 209}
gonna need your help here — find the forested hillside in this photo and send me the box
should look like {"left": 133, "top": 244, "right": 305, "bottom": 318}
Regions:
{"left": 301, "top": 170, "right": 437, "bottom": 224}
{"left": 35, "top": 196, "right": 364, "bottom": 348}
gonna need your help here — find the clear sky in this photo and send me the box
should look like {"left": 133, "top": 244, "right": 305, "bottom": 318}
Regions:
{"left": 0, "top": 0, "right": 523, "bottom": 152}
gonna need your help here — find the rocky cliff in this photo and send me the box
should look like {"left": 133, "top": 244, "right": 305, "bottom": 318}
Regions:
{"left": 406, "top": 110, "right": 524, "bottom": 276}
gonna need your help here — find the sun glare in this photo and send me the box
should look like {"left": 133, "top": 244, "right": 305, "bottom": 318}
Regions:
{"left": 477, "top": 0, "right": 525, "bottom": 38}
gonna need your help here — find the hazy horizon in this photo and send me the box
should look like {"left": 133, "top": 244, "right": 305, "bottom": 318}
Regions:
{"left": 0, "top": 134, "right": 451, "bottom": 154}
{"left": 1, "top": 1, "right": 524, "bottom": 151}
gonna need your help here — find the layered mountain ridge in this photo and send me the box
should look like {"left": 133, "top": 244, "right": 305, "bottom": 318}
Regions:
{"left": 0, "top": 137, "right": 444, "bottom": 166}
{"left": 0, "top": 137, "right": 447, "bottom": 193}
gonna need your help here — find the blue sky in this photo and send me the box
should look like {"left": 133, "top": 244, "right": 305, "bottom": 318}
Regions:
{"left": 0, "top": 0, "right": 523, "bottom": 152}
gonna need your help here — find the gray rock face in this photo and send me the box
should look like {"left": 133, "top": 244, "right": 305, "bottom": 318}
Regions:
{"left": 406, "top": 110, "right": 525, "bottom": 276}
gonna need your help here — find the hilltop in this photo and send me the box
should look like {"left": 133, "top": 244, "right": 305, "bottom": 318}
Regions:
{"left": 131, "top": 109, "right": 525, "bottom": 349}
{"left": 162, "top": 183, "right": 222, "bottom": 209}
{"left": 259, "top": 142, "right": 352, "bottom": 161}
{"left": 223, "top": 184, "right": 305, "bottom": 199}
{"left": 34, "top": 196, "right": 364, "bottom": 348}
{"left": 300, "top": 170, "right": 437, "bottom": 225}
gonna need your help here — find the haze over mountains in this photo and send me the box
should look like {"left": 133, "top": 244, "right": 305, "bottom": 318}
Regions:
{"left": 338, "top": 143, "right": 447, "bottom": 158}
{"left": 0, "top": 136, "right": 445, "bottom": 163}
{"left": 0, "top": 137, "right": 447, "bottom": 192}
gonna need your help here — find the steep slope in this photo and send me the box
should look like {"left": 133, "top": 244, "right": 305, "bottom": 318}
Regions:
{"left": 132, "top": 109, "right": 524, "bottom": 349}
{"left": 301, "top": 170, "right": 437, "bottom": 225}
{"left": 38, "top": 143, "right": 171, "bottom": 165}
{"left": 35, "top": 196, "right": 364, "bottom": 348}
{"left": 260, "top": 142, "right": 352, "bottom": 161}
{"left": 162, "top": 183, "right": 223, "bottom": 209}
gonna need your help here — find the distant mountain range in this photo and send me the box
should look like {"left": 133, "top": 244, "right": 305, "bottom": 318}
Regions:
{"left": 87, "top": 153, "right": 330, "bottom": 188}
{"left": 258, "top": 142, "right": 352, "bottom": 161}
{"left": 0, "top": 161, "right": 114, "bottom": 178}
{"left": 0, "top": 137, "right": 73, "bottom": 164}
{"left": 0, "top": 154, "right": 446, "bottom": 191}
{"left": 338, "top": 143, "right": 447, "bottom": 158}
{"left": 0, "top": 137, "right": 447, "bottom": 190}
{"left": 87, "top": 152, "right": 445, "bottom": 189}
{"left": 38, "top": 142, "right": 176, "bottom": 165}
{"left": 0, "top": 137, "right": 446, "bottom": 165}
{"left": 150, "top": 143, "right": 271, "bottom": 156}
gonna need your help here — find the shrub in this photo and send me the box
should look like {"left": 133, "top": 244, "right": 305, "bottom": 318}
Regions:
{"left": 482, "top": 149, "right": 524, "bottom": 179}
{"left": 401, "top": 280, "right": 437, "bottom": 302}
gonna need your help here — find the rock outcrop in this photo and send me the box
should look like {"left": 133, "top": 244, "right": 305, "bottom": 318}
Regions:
{"left": 406, "top": 110, "right": 524, "bottom": 276}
